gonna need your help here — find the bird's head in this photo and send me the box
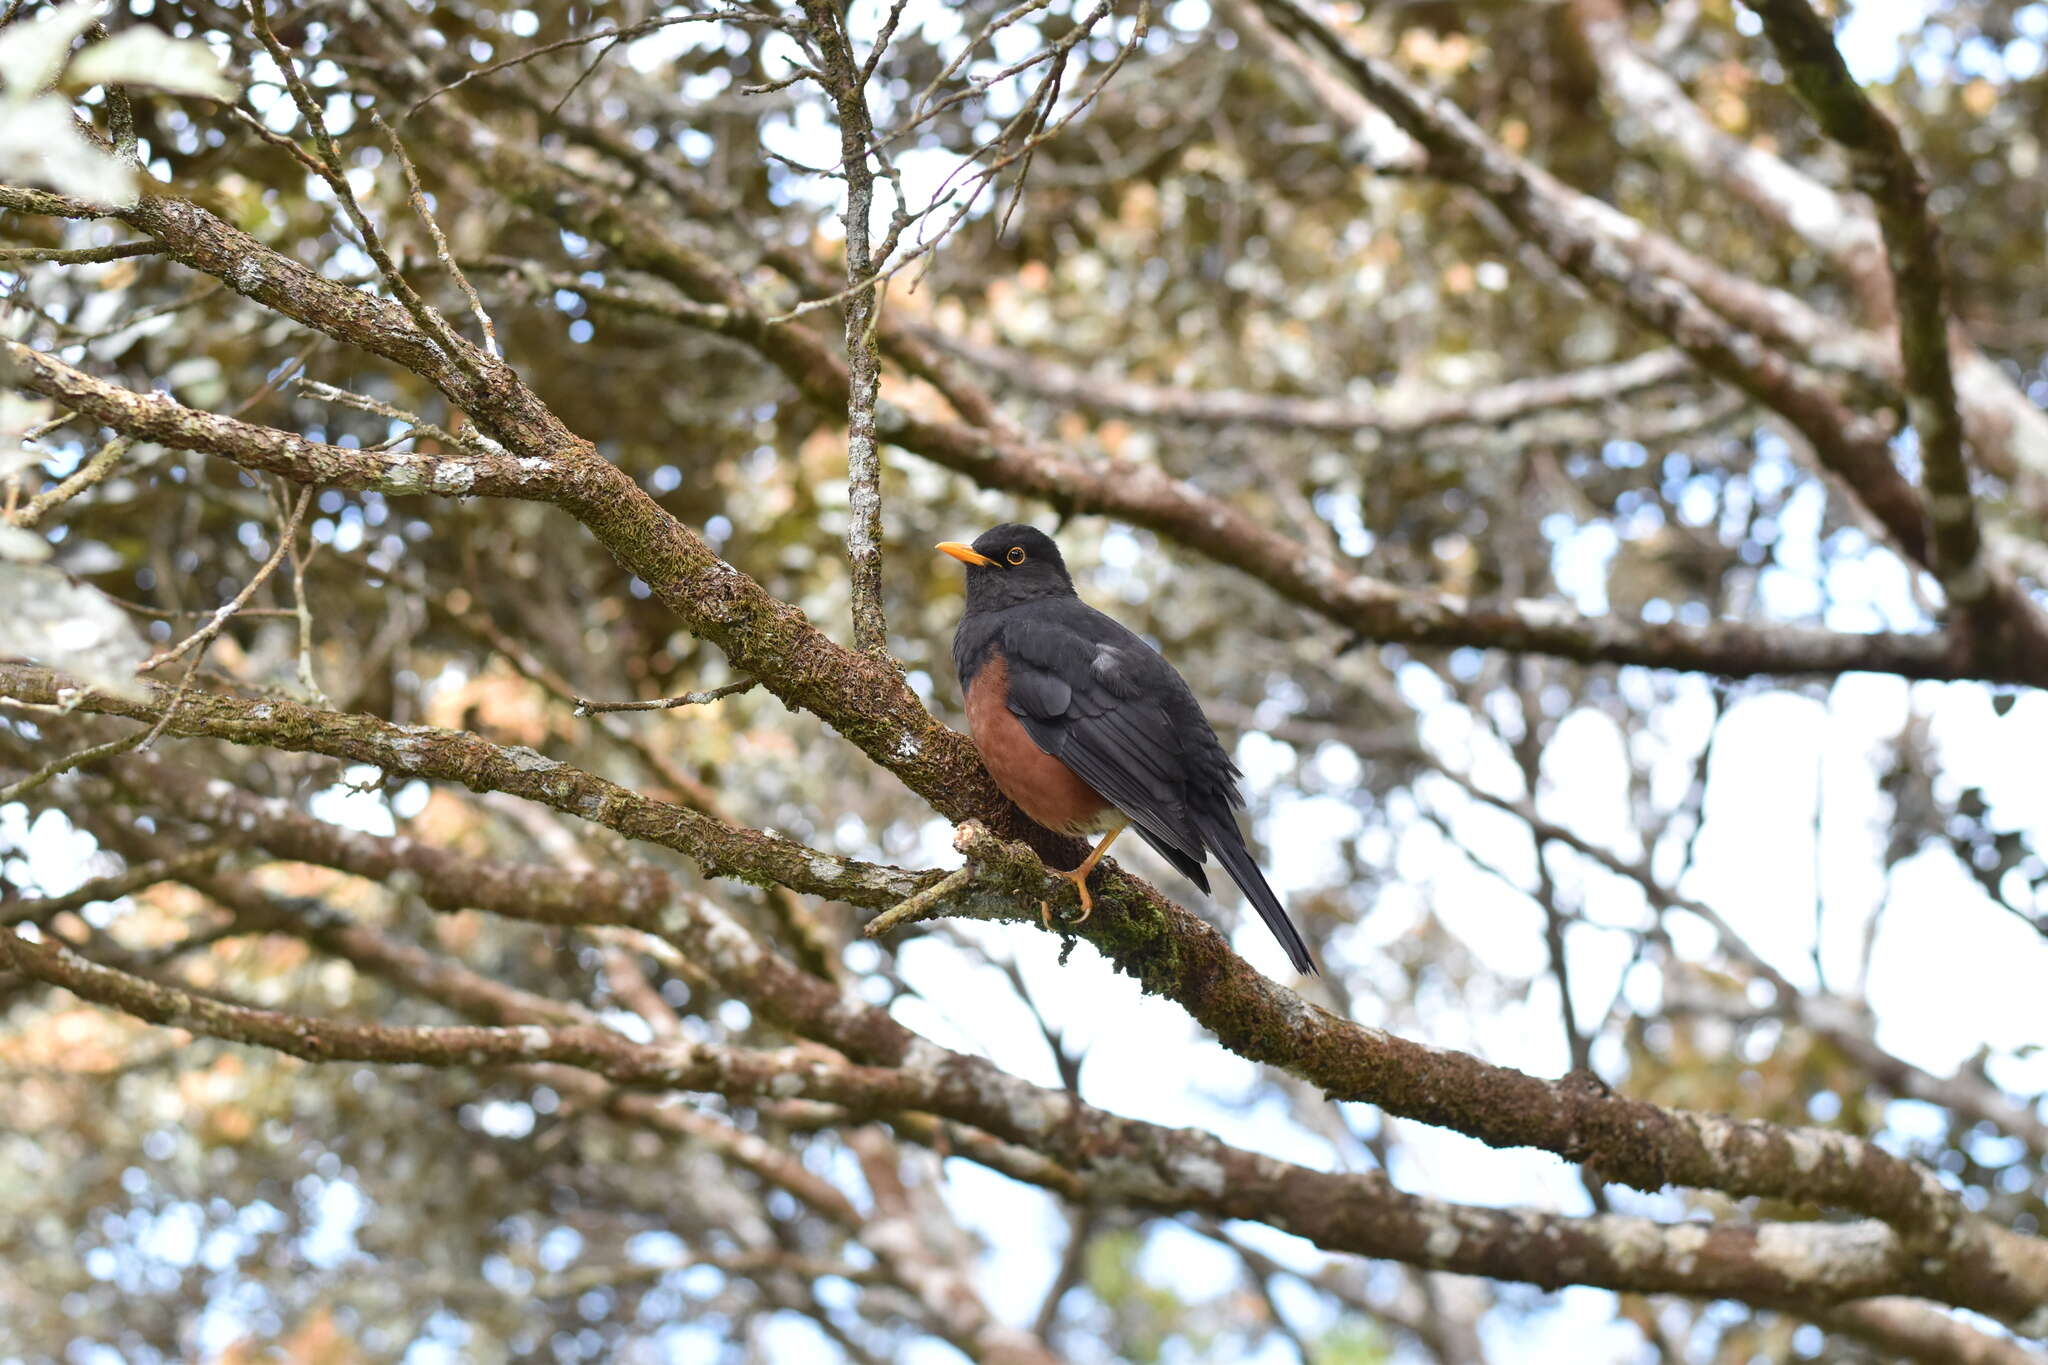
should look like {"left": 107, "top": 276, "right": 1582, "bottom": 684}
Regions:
{"left": 936, "top": 524, "right": 1076, "bottom": 610}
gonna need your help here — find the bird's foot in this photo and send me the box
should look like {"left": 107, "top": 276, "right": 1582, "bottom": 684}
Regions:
{"left": 1039, "top": 870, "right": 1096, "bottom": 931}
{"left": 1065, "top": 872, "right": 1096, "bottom": 926}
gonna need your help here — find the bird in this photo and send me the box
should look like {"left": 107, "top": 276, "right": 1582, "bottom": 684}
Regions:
{"left": 938, "top": 524, "right": 1316, "bottom": 975}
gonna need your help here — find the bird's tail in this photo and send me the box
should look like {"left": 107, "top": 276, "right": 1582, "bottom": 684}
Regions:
{"left": 1197, "top": 810, "right": 1315, "bottom": 976}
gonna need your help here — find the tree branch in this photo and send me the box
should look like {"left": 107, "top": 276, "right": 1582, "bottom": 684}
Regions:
{"left": 40, "top": 724, "right": 2046, "bottom": 1321}
{"left": 1567, "top": 0, "right": 1885, "bottom": 284}
{"left": 1249, "top": 0, "right": 2048, "bottom": 681}
{"left": 400, "top": 106, "right": 2022, "bottom": 687}
{"left": 11, "top": 176, "right": 2032, "bottom": 734}
{"left": 90, "top": 833, "right": 1057, "bottom": 1363}
{"left": 1747, "top": 0, "right": 1985, "bottom": 620}
{"left": 1815, "top": 1299, "right": 2048, "bottom": 1365}
{"left": 927, "top": 330, "right": 1696, "bottom": 438}
{"left": 8, "top": 925, "right": 2045, "bottom": 1328}
{"left": 0, "top": 662, "right": 927, "bottom": 910}
{"left": 1563, "top": 0, "right": 2048, "bottom": 502}
{"left": 1448, "top": 778, "right": 2048, "bottom": 1159}
{"left": 801, "top": 0, "right": 892, "bottom": 658}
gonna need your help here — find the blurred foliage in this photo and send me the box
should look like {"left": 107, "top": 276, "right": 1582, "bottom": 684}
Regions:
{"left": 1311, "top": 1320, "right": 1393, "bottom": 1365}
{"left": 1082, "top": 1228, "right": 1198, "bottom": 1363}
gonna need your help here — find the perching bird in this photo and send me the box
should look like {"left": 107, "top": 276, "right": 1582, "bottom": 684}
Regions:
{"left": 939, "top": 525, "right": 1315, "bottom": 975}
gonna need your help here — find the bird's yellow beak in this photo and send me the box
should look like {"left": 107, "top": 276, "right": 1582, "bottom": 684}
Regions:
{"left": 936, "top": 542, "right": 998, "bottom": 568}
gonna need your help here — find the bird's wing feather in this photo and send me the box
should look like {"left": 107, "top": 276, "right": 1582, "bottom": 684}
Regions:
{"left": 1195, "top": 803, "right": 1315, "bottom": 975}
{"left": 999, "top": 612, "right": 1207, "bottom": 861}
{"left": 1130, "top": 824, "right": 1212, "bottom": 895}
{"left": 996, "top": 603, "right": 1315, "bottom": 976}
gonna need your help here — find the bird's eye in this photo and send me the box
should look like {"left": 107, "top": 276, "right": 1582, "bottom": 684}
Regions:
{"left": 1006, "top": 546, "right": 1027, "bottom": 565}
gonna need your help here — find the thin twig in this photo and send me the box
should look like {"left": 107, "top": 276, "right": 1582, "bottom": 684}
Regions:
{"left": 0, "top": 242, "right": 163, "bottom": 265}
{"left": 243, "top": 0, "right": 488, "bottom": 390}
{"left": 739, "top": 65, "right": 820, "bottom": 97}
{"left": 459, "top": 259, "right": 737, "bottom": 329}
{"left": 229, "top": 104, "right": 336, "bottom": 181}
{"left": 2, "top": 844, "right": 231, "bottom": 927}
{"left": 0, "top": 732, "right": 149, "bottom": 806}
{"left": 865, "top": 866, "right": 973, "bottom": 938}
{"left": 0, "top": 730, "right": 147, "bottom": 803}
{"left": 126, "top": 485, "right": 316, "bottom": 749}
{"left": 70, "top": 278, "right": 225, "bottom": 347}
{"left": 904, "top": 0, "right": 1061, "bottom": 150}
{"left": 6, "top": 435, "right": 130, "bottom": 528}
{"left": 296, "top": 379, "right": 472, "bottom": 452}
{"left": 545, "top": 33, "right": 623, "bottom": 117}
{"left": 403, "top": 10, "right": 797, "bottom": 118}
{"left": 572, "top": 679, "right": 757, "bottom": 715}
{"left": 19, "top": 408, "right": 76, "bottom": 444}
{"left": 373, "top": 112, "right": 499, "bottom": 358}
{"left": 264, "top": 478, "right": 329, "bottom": 705}
{"left": 995, "top": 46, "right": 1068, "bottom": 240}
{"left": 756, "top": 0, "right": 1142, "bottom": 326}
{"left": 134, "top": 662, "right": 196, "bottom": 751}
{"left": 140, "top": 489, "right": 313, "bottom": 675}
{"left": 99, "top": 597, "right": 298, "bottom": 621}
{"left": 233, "top": 338, "right": 323, "bottom": 422}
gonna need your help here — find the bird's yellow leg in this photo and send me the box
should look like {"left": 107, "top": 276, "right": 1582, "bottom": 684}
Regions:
{"left": 1040, "top": 814, "right": 1129, "bottom": 930}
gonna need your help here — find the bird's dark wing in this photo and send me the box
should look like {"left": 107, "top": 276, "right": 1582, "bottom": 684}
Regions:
{"left": 999, "top": 610, "right": 1208, "bottom": 863}
{"left": 998, "top": 605, "right": 1315, "bottom": 974}
{"left": 1191, "top": 801, "right": 1313, "bottom": 975}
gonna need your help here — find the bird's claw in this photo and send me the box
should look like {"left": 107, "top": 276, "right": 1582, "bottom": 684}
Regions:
{"left": 1039, "top": 873, "right": 1096, "bottom": 931}
{"left": 1066, "top": 877, "right": 1095, "bottom": 926}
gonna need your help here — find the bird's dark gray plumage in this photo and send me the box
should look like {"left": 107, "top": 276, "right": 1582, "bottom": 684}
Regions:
{"left": 946, "top": 524, "right": 1315, "bottom": 974}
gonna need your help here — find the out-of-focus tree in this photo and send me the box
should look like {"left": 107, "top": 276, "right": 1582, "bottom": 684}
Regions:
{"left": 2, "top": 0, "right": 2046, "bottom": 1360}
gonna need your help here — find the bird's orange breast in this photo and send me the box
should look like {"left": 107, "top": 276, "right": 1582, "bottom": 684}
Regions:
{"left": 966, "top": 654, "right": 1110, "bottom": 835}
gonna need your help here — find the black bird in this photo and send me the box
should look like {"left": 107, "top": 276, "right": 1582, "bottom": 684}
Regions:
{"left": 938, "top": 524, "right": 1316, "bottom": 975}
